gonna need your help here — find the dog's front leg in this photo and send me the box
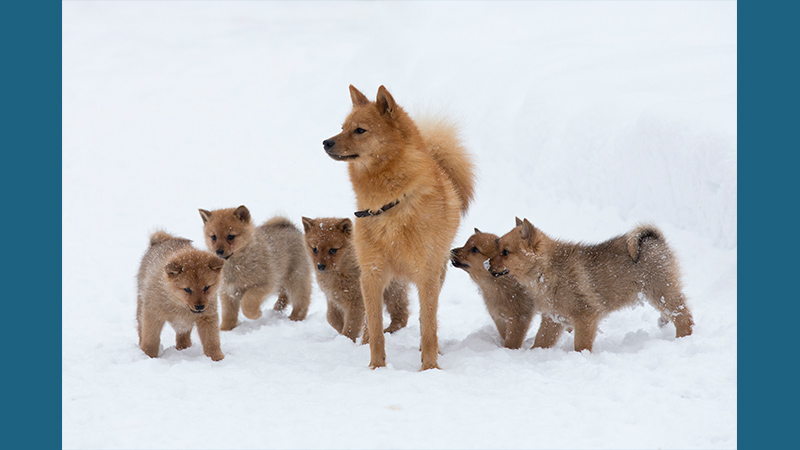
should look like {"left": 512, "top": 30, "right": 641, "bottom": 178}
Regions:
{"left": 139, "top": 312, "right": 165, "bottom": 358}
{"left": 360, "top": 270, "right": 387, "bottom": 368}
{"left": 219, "top": 289, "right": 242, "bottom": 331}
{"left": 531, "top": 314, "right": 565, "bottom": 349}
{"left": 572, "top": 312, "right": 600, "bottom": 352}
{"left": 417, "top": 278, "right": 442, "bottom": 370}
{"left": 196, "top": 313, "right": 224, "bottom": 361}
{"left": 503, "top": 314, "right": 533, "bottom": 350}
{"left": 241, "top": 285, "right": 271, "bottom": 320}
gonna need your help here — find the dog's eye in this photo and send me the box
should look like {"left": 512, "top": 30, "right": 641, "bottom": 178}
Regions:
{"left": 227, "top": 235, "right": 235, "bottom": 242}
{"left": 312, "top": 248, "right": 318, "bottom": 254}
{"left": 501, "top": 249, "right": 509, "bottom": 256}
{"left": 329, "top": 248, "right": 338, "bottom": 255}
{"left": 211, "top": 235, "right": 217, "bottom": 242}
{"left": 203, "top": 286, "right": 210, "bottom": 292}
{"left": 184, "top": 288, "right": 192, "bottom": 294}
{"left": 354, "top": 127, "right": 367, "bottom": 135}
{"left": 470, "top": 246, "right": 479, "bottom": 253}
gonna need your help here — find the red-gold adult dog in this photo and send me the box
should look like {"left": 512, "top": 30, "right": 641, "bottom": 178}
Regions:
{"left": 323, "top": 85, "right": 476, "bottom": 370}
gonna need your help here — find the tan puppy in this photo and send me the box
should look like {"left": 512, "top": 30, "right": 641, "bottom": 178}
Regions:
{"left": 487, "top": 218, "right": 694, "bottom": 352}
{"left": 199, "top": 206, "right": 312, "bottom": 330}
{"left": 137, "top": 231, "right": 225, "bottom": 361}
{"left": 302, "top": 216, "right": 410, "bottom": 342}
{"left": 452, "top": 229, "right": 566, "bottom": 349}
{"left": 323, "top": 85, "right": 476, "bottom": 370}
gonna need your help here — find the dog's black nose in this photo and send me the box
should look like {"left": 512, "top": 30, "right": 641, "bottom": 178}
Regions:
{"left": 216, "top": 249, "right": 225, "bottom": 256}
{"left": 323, "top": 139, "right": 335, "bottom": 151}
{"left": 317, "top": 263, "right": 326, "bottom": 271}
{"left": 194, "top": 304, "right": 205, "bottom": 312}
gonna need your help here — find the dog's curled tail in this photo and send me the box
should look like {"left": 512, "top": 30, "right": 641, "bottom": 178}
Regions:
{"left": 417, "top": 115, "right": 477, "bottom": 214}
{"left": 149, "top": 230, "right": 175, "bottom": 247}
{"left": 263, "top": 216, "right": 297, "bottom": 230}
{"left": 627, "top": 224, "right": 665, "bottom": 263}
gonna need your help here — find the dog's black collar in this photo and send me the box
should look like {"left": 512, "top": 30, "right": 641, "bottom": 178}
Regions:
{"left": 354, "top": 198, "right": 401, "bottom": 218}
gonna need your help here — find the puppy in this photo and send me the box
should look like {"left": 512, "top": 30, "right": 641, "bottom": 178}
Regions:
{"left": 199, "top": 206, "right": 312, "bottom": 330}
{"left": 137, "top": 231, "right": 225, "bottom": 360}
{"left": 488, "top": 218, "right": 694, "bottom": 352}
{"left": 451, "top": 229, "right": 566, "bottom": 349}
{"left": 323, "top": 85, "right": 476, "bottom": 370}
{"left": 302, "top": 216, "right": 410, "bottom": 342}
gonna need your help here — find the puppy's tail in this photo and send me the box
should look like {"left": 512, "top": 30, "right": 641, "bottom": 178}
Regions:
{"left": 627, "top": 224, "right": 665, "bottom": 263}
{"left": 417, "top": 115, "right": 477, "bottom": 214}
{"left": 149, "top": 230, "right": 175, "bottom": 247}
{"left": 263, "top": 216, "right": 298, "bottom": 230}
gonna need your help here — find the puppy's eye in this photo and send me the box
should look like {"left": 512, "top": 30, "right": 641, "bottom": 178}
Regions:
{"left": 211, "top": 235, "right": 217, "bottom": 242}
{"left": 470, "top": 246, "right": 479, "bottom": 253}
{"left": 354, "top": 127, "right": 367, "bottom": 134}
{"left": 329, "top": 248, "right": 338, "bottom": 255}
{"left": 184, "top": 288, "right": 192, "bottom": 294}
{"left": 227, "top": 235, "right": 235, "bottom": 242}
{"left": 312, "top": 248, "right": 318, "bottom": 254}
{"left": 501, "top": 249, "right": 509, "bottom": 256}
{"left": 203, "top": 286, "right": 210, "bottom": 292}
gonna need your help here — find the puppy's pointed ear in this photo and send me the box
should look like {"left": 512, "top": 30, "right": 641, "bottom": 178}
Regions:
{"left": 199, "top": 209, "right": 212, "bottom": 224}
{"left": 208, "top": 257, "right": 224, "bottom": 272}
{"left": 376, "top": 85, "right": 397, "bottom": 116}
{"left": 519, "top": 218, "right": 536, "bottom": 245}
{"left": 301, "top": 216, "right": 314, "bottom": 233}
{"left": 233, "top": 205, "right": 250, "bottom": 223}
{"left": 165, "top": 262, "right": 183, "bottom": 277}
{"left": 474, "top": 227, "right": 482, "bottom": 234}
{"left": 515, "top": 217, "right": 523, "bottom": 227}
{"left": 337, "top": 218, "right": 353, "bottom": 236}
{"left": 349, "top": 85, "right": 369, "bottom": 106}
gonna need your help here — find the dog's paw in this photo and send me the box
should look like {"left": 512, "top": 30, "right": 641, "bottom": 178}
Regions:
{"left": 207, "top": 351, "right": 225, "bottom": 361}
{"left": 420, "top": 362, "right": 441, "bottom": 371}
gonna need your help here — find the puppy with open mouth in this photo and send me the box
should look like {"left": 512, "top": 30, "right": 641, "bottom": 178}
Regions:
{"left": 488, "top": 218, "right": 694, "bottom": 352}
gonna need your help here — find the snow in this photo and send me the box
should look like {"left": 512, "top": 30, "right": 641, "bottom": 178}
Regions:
{"left": 62, "top": 1, "right": 737, "bottom": 449}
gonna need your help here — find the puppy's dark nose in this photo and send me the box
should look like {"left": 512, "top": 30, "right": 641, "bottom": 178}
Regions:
{"left": 194, "top": 304, "right": 205, "bottom": 312}
{"left": 317, "top": 263, "right": 326, "bottom": 271}
{"left": 323, "top": 139, "right": 335, "bottom": 151}
{"left": 216, "top": 249, "right": 225, "bottom": 257}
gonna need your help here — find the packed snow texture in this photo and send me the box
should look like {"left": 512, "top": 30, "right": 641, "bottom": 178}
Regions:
{"left": 62, "top": 1, "right": 737, "bottom": 449}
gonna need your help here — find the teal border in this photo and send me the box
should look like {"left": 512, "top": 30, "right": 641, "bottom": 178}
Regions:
{"left": 740, "top": 1, "right": 790, "bottom": 449}
{"left": 5, "top": 1, "right": 61, "bottom": 447}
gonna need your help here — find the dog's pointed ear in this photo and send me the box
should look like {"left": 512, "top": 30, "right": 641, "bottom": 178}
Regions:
{"left": 301, "top": 216, "right": 314, "bottom": 233}
{"left": 208, "top": 257, "right": 224, "bottom": 272}
{"left": 165, "top": 261, "right": 183, "bottom": 277}
{"left": 349, "top": 85, "right": 369, "bottom": 106}
{"left": 515, "top": 217, "right": 523, "bottom": 227}
{"left": 233, "top": 205, "right": 251, "bottom": 223}
{"left": 376, "top": 85, "right": 397, "bottom": 116}
{"left": 337, "top": 218, "right": 353, "bottom": 236}
{"left": 474, "top": 227, "right": 482, "bottom": 234}
{"left": 199, "top": 209, "right": 212, "bottom": 224}
{"left": 519, "top": 218, "right": 536, "bottom": 244}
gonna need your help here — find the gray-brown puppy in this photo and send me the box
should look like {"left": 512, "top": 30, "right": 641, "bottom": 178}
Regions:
{"left": 451, "top": 229, "right": 569, "bottom": 349}
{"left": 302, "top": 216, "right": 409, "bottom": 342}
{"left": 137, "top": 231, "right": 225, "bottom": 360}
{"left": 488, "top": 218, "right": 693, "bottom": 352}
{"left": 199, "top": 206, "right": 313, "bottom": 330}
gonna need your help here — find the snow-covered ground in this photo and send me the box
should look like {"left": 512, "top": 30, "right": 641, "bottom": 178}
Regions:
{"left": 62, "top": 1, "right": 737, "bottom": 448}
